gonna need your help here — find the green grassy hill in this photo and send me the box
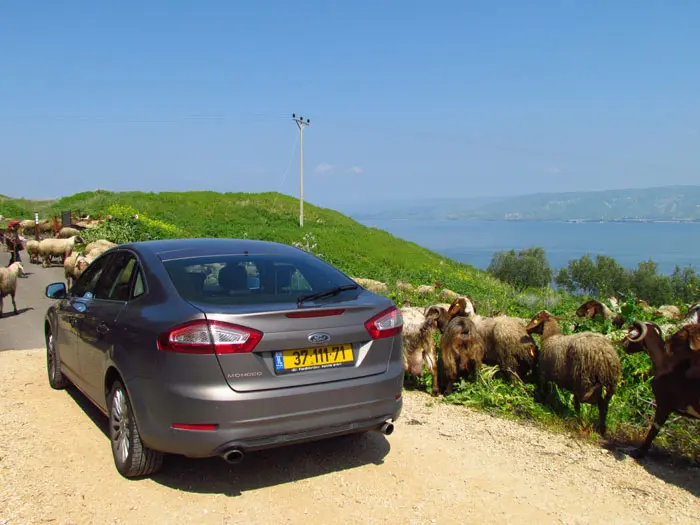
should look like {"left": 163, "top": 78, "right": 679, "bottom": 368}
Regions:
{"left": 3, "top": 189, "right": 562, "bottom": 316}
{"left": 2, "top": 189, "right": 698, "bottom": 462}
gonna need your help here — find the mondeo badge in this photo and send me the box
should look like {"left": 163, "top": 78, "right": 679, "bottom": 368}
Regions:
{"left": 308, "top": 332, "right": 331, "bottom": 344}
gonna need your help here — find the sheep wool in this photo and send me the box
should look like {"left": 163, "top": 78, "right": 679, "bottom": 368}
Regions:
{"left": 526, "top": 310, "right": 621, "bottom": 436}
{"left": 0, "top": 262, "right": 25, "bottom": 317}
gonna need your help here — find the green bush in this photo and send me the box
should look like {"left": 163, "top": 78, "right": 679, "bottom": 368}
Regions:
{"left": 488, "top": 247, "right": 553, "bottom": 290}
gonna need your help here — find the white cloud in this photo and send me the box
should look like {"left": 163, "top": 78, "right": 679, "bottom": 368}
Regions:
{"left": 547, "top": 166, "right": 562, "bottom": 174}
{"left": 315, "top": 163, "right": 333, "bottom": 174}
{"left": 348, "top": 165, "right": 363, "bottom": 175}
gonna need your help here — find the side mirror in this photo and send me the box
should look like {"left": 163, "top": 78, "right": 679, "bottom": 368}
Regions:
{"left": 46, "top": 282, "right": 67, "bottom": 299}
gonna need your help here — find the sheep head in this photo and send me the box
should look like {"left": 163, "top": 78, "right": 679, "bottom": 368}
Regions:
{"left": 525, "top": 310, "right": 562, "bottom": 334}
{"left": 575, "top": 300, "right": 603, "bottom": 320}
{"left": 424, "top": 305, "right": 448, "bottom": 333}
{"left": 666, "top": 324, "right": 700, "bottom": 354}
{"left": 622, "top": 321, "right": 662, "bottom": 354}
{"left": 447, "top": 297, "right": 467, "bottom": 319}
{"left": 9, "top": 262, "right": 25, "bottom": 276}
{"left": 75, "top": 256, "right": 90, "bottom": 276}
{"left": 464, "top": 295, "right": 477, "bottom": 315}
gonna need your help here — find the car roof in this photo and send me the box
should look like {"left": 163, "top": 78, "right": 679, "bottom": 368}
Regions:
{"left": 122, "top": 238, "right": 302, "bottom": 261}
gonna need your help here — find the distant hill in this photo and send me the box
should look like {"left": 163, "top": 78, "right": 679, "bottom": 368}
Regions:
{"left": 351, "top": 185, "right": 700, "bottom": 222}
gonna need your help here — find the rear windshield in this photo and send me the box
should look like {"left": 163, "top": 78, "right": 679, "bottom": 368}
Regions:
{"left": 162, "top": 252, "right": 360, "bottom": 305}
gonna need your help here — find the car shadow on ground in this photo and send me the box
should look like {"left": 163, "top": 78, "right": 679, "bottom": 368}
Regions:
{"left": 154, "top": 432, "right": 391, "bottom": 496}
{"left": 66, "top": 385, "right": 391, "bottom": 496}
{"left": 66, "top": 386, "right": 110, "bottom": 437}
{"left": 604, "top": 441, "right": 700, "bottom": 499}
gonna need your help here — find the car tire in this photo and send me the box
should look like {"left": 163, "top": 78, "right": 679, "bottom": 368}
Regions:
{"left": 108, "top": 380, "right": 164, "bottom": 478}
{"left": 46, "top": 330, "right": 70, "bottom": 390}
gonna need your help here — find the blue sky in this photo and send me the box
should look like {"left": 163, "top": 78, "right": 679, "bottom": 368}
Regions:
{"left": 1, "top": 1, "right": 698, "bottom": 211}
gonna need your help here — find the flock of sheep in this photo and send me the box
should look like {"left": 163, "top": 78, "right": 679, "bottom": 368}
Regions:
{"left": 22, "top": 227, "right": 116, "bottom": 287}
{"left": 400, "top": 295, "right": 700, "bottom": 457}
{"left": 0, "top": 223, "right": 116, "bottom": 317}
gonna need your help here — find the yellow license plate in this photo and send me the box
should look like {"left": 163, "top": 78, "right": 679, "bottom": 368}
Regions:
{"left": 273, "top": 344, "right": 354, "bottom": 374}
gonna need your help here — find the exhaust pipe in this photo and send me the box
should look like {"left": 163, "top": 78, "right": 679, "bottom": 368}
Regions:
{"left": 379, "top": 421, "right": 394, "bottom": 435}
{"left": 221, "top": 448, "right": 244, "bottom": 465}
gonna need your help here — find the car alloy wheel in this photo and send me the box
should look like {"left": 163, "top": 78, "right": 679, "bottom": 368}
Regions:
{"left": 46, "top": 331, "right": 69, "bottom": 389}
{"left": 108, "top": 381, "right": 164, "bottom": 478}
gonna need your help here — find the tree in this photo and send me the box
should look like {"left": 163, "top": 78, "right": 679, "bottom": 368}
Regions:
{"left": 488, "top": 247, "right": 552, "bottom": 290}
{"left": 632, "top": 259, "right": 673, "bottom": 306}
{"left": 593, "top": 255, "right": 631, "bottom": 298}
{"left": 555, "top": 254, "right": 631, "bottom": 298}
{"left": 670, "top": 265, "right": 700, "bottom": 304}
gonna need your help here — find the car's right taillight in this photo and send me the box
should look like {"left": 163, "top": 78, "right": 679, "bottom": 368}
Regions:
{"left": 365, "top": 306, "right": 403, "bottom": 340}
{"left": 157, "top": 320, "right": 263, "bottom": 355}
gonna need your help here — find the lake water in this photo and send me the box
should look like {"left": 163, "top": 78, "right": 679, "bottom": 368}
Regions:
{"left": 355, "top": 219, "right": 700, "bottom": 275}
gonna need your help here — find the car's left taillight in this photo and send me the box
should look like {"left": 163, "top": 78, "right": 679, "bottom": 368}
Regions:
{"left": 157, "top": 320, "right": 263, "bottom": 355}
{"left": 365, "top": 306, "right": 403, "bottom": 340}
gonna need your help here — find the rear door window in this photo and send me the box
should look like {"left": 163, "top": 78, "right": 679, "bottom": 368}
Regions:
{"left": 93, "top": 252, "right": 135, "bottom": 301}
{"left": 162, "top": 252, "right": 358, "bottom": 305}
{"left": 72, "top": 253, "right": 117, "bottom": 299}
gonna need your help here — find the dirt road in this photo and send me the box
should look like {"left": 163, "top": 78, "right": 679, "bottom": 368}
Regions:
{"left": 1, "top": 349, "right": 698, "bottom": 524}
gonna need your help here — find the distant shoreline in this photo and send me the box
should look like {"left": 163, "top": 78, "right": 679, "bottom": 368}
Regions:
{"left": 354, "top": 216, "right": 700, "bottom": 224}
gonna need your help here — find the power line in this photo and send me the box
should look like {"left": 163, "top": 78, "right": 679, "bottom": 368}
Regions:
{"left": 0, "top": 113, "right": 292, "bottom": 123}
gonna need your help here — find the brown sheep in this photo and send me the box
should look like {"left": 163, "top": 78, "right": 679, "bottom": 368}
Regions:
{"left": 575, "top": 299, "right": 624, "bottom": 328}
{"left": 526, "top": 310, "right": 621, "bottom": 436}
{"left": 662, "top": 323, "right": 700, "bottom": 379}
{"left": 622, "top": 321, "right": 700, "bottom": 458}
{"left": 433, "top": 299, "right": 485, "bottom": 395}
{"left": 458, "top": 297, "right": 537, "bottom": 382}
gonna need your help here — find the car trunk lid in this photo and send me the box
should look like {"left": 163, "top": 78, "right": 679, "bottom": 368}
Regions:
{"left": 191, "top": 299, "right": 398, "bottom": 392}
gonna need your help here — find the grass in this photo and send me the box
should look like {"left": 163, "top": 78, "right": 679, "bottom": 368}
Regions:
{"left": 2, "top": 189, "right": 698, "bottom": 463}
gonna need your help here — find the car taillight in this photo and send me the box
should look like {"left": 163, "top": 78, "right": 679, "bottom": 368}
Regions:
{"left": 365, "top": 306, "right": 403, "bottom": 340}
{"left": 157, "top": 320, "right": 263, "bottom": 355}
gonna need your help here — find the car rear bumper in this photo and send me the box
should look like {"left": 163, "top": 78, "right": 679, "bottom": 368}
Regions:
{"left": 128, "top": 361, "right": 404, "bottom": 458}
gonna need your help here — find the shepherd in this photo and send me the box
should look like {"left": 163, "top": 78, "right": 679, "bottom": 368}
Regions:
{"left": 5, "top": 220, "right": 23, "bottom": 266}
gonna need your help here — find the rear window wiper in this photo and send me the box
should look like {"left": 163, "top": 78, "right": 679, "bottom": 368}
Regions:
{"left": 297, "top": 284, "right": 359, "bottom": 306}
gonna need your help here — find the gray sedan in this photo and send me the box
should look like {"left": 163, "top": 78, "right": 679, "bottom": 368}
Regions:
{"left": 44, "top": 238, "right": 404, "bottom": 478}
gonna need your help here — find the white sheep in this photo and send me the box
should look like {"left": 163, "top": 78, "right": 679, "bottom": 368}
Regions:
{"left": 25, "top": 239, "right": 40, "bottom": 264}
{"left": 64, "top": 253, "right": 91, "bottom": 289}
{"left": 83, "top": 239, "right": 116, "bottom": 257}
{"left": 0, "top": 262, "right": 25, "bottom": 317}
{"left": 38, "top": 235, "right": 83, "bottom": 268}
{"left": 57, "top": 227, "right": 81, "bottom": 239}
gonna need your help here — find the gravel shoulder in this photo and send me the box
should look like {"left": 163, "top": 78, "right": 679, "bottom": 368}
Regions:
{"left": 1, "top": 348, "right": 698, "bottom": 525}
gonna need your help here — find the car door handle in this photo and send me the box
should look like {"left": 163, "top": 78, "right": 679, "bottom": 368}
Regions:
{"left": 96, "top": 323, "right": 110, "bottom": 335}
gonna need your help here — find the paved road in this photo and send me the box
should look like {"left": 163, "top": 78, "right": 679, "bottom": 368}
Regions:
{"left": 0, "top": 250, "right": 65, "bottom": 351}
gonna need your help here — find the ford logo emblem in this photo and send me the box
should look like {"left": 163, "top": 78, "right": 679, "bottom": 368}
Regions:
{"left": 308, "top": 332, "right": 331, "bottom": 344}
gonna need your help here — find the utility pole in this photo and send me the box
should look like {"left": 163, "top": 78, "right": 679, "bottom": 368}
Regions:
{"left": 292, "top": 113, "right": 310, "bottom": 227}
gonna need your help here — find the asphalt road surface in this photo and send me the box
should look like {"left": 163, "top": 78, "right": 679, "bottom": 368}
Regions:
{"left": 0, "top": 249, "right": 64, "bottom": 351}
